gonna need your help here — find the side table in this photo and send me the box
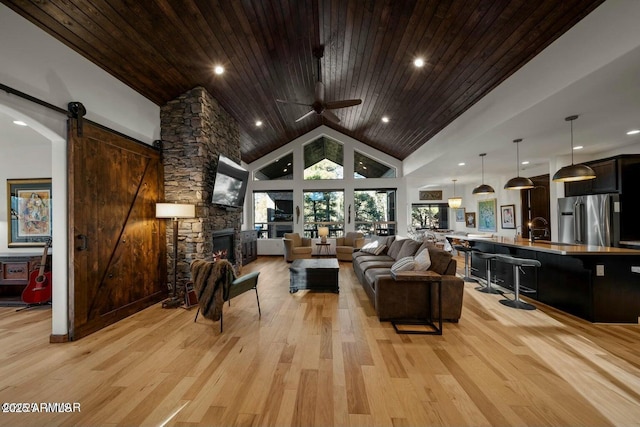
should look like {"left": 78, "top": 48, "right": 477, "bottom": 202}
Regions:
{"left": 389, "top": 270, "right": 442, "bottom": 335}
{"left": 315, "top": 242, "right": 331, "bottom": 256}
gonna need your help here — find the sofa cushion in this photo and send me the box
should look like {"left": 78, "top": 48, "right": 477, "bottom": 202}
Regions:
{"left": 356, "top": 255, "right": 395, "bottom": 264}
{"left": 364, "top": 268, "right": 392, "bottom": 289}
{"left": 387, "top": 239, "right": 406, "bottom": 259}
{"left": 427, "top": 246, "right": 452, "bottom": 275}
{"left": 413, "top": 248, "right": 432, "bottom": 271}
{"left": 396, "top": 239, "right": 422, "bottom": 260}
{"left": 391, "top": 256, "right": 415, "bottom": 273}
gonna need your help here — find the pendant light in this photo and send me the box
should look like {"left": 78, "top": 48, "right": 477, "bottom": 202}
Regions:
{"left": 552, "top": 115, "right": 596, "bottom": 182}
{"left": 472, "top": 153, "right": 495, "bottom": 195}
{"left": 448, "top": 179, "right": 462, "bottom": 208}
{"left": 504, "top": 138, "right": 534, "bottom": 190}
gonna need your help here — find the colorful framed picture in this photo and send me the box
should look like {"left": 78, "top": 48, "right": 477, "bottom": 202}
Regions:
{"left": 501, "top": 204, "right": 516, "bottom": 229}
{"left": 465, "top": 212, "right": 476, "bottom": 228}
{"left": 477, "top": 198, "right": 497, "bottom": 232}
{"left": 6, "top": 178, "right": 52, "bottom": 247}
{"left": 455, "top": 208, "right": 465, "bottom": 222}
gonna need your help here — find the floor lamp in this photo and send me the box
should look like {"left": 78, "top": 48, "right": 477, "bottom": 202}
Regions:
{"left": 156, "top": 202, "right": 196, "bottom": 308}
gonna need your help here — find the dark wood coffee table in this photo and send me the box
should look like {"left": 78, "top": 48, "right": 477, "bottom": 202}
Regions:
{"left": 289, "top": 258, "right": 339, "bottom": 293}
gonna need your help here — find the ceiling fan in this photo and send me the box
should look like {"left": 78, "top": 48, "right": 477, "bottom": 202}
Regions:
{"left": 276, "top": 45, "right": 362, "bottom": 123}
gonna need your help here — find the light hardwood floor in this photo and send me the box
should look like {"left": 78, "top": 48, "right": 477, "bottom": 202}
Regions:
{"left": 1, "top": 256, "right": 639, "bottom": 426}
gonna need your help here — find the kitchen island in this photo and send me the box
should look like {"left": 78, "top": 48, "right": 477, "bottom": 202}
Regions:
{"left": 447, "top": 235, "right": 640, "bottom": 323}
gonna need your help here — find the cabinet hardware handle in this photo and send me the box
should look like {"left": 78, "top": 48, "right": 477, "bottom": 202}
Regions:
{"left": 77, "top": 234, "right": 88, "bottom": 251}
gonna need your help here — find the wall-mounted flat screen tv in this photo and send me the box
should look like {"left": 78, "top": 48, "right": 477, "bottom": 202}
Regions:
{"left": 211, "top": 154, "right": 249, "bottom": 209}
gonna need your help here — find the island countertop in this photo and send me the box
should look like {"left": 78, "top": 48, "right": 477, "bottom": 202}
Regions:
{"left": 446, "top": 235, "right": 640, "bottom": 255}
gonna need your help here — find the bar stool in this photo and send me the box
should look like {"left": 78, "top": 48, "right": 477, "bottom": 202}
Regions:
{"left": 472, "top": 251, "right": 500, "bottom": 294}
{"left": 453, "top": 244, "right": 477, "bottom": 282}
{"left": 496, "top": 255, "right": 541, "bottom": 310}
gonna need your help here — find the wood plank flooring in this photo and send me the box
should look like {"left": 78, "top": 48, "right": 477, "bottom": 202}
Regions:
{"left": 0, "top": 256, "right": 639, "bottom": 426}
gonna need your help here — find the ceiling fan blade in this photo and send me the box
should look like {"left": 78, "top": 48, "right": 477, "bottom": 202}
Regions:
{"left": 276, "top": 99, "right": 312, "bottom": 107}
{"left": 295, "top": 110, "right": 316, "bottom": 122}
{"left": 325, "top": 99, "right": 362, "bottom": 110}
{"left": 321, "top": 109, "right": 341, "bottom": 123}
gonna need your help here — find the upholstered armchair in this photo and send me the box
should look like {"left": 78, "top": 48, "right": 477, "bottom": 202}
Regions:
{"left": 283, "top": 232, "right": 313, "bottom": 262}
{"left": 335, "top": 232, "right": 365, "bottom": 261}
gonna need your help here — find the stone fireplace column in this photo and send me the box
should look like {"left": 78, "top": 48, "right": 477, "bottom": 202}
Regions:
{"left": 160, "top": 86, "right": 243, "bottom": 289}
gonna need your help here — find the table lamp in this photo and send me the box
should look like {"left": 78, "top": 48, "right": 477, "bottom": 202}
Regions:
{"left": 156, "top": 202, "right": 196, "bottom": 308}
{"left": 318, "top": 226, "right": 329, "bottom": 243}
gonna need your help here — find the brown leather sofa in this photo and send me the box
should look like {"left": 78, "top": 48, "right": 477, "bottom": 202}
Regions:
{"left": 353, "top": 236, "right": 464, "bottom": 322}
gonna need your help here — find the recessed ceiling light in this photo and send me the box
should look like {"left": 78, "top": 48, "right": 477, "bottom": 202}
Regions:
{"left": 521, "top": 161, "right": 530, "bottom": 165}
{"left": 255, "top": 120, "right": 262, "bottom": 127}
{"left": 573, "top": 145, "right": 583, "bottom": 150}
{"left": 362, "top": 166, "right": 367, "bottom": 170}
{"left": 381, "top": 116, "right": 389, "bottom": 123}
{"left": 287, "top": 162, "right": 291, "bottom": 166}
{"left": 627, "top": 129, "right": 640, "bottom": 135}
{"left": 214, "top": 65, "right": 224, "bottom": 75}
{"left": 283, "top": 168, "right": 287, "bottom": 172}
{"left": 413, "top": 58, "right": 425, "bottom": 68}
{"left": 12, "top": 120, "right": 27, "bottom": 126}
{"left": 458, "top": 162, "right": 465, "bottom": 166}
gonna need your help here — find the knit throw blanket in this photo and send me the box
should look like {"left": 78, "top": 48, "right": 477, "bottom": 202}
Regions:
{"left": 190, "top": 259, "right": 236, "bottom": 321}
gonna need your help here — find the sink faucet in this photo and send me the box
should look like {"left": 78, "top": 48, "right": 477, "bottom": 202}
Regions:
{"left": 528, "top": 217, "right": 550, "bottom": 242}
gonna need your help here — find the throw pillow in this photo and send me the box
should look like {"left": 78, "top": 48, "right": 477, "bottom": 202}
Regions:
{"left": 361, "top": 241, "right": 386, "bottom": 255}
{"left": 391, "top": 256, "right": 415, "bottom": 273}
{"left": 396, "top": 239, "right": 422, "bottom": 260}
{"left": 413, "top": 248, "right": 432, "bottom": 271}
{"left": 387, "top": 238, "right": 407, "bottom": 259}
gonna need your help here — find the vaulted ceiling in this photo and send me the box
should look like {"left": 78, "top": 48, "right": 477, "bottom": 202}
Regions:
{"left": 2, "top": 0, "right": 605, "bottom": 164}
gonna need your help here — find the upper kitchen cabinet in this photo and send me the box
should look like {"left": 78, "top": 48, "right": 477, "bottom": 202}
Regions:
{"left": 564, "top": 155, "right": 640, "bottom": 196}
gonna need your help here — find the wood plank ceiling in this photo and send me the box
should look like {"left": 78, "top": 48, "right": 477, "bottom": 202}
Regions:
{"left": 2, "top": 0, "right": 605, "bottom": 164}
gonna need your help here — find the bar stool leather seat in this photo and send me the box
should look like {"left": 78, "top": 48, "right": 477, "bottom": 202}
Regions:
{"left": 453, "top": 244, "right": 477, "bottom": 283}
{"left": 496, "top": 255, "right": 541, "bottom": 310}
{"left": 472, "top": 251, "right": 500, "bottom": 294}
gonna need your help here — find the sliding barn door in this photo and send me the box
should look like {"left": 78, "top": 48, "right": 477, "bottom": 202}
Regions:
{"left": 68, "top": 119, "right": 166, "bottom": 340}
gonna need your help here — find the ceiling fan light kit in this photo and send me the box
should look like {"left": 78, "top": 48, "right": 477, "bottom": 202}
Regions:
{"left": 505, "top": 138, "right": 534, "bottom": 190}
{"left": 472, "top": 153, "right": 495, "bottom": 195}
{"left": 552, "top": 115, "right": 597, "bottom": 182}
{"left": 276, "top": 45, "right": 362, "bottom": 124}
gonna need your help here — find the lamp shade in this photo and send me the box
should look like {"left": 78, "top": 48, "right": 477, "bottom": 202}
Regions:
{"left": 552, "top": 163, "right": 596, "bottom": 182}
{"left": 156, "top": 203, "right": 196, "bottom": 219}
{"left": 472, "top": 183, "right": 495, "bottom": 195}
{"left": 504, "top": 176, "right": 534, "bottom": 190}
{"left": 318, "top": 226, "right": 329, "bottom": 238}
{"left": 447, "top": 197, "right": 462, "bottom": 208}
{"left": 552, "top": 115, "right": 596, "bottom": 183}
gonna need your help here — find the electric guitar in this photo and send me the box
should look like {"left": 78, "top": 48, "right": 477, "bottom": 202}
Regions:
{"left": 21, "top": 238, "right": 52, "bottom": 305}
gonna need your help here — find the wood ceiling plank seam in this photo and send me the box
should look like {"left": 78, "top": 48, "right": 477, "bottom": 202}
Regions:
{"left": 420, "top": 0, "right": 537, "bottom": 125}
{"left": 78, "top": 0, "right": 187, "bottom": 89}
{"left": 364, "top": 3, "right": 452, "bottom": 149}
{"left": 352, "top": 0, "right": 430, "bottom": 135}
{"left": 340, "top": 0, "right": 365, "bottom": 129}
{"left": 1, "top": 2, "right": 168, "bottom": 105}
{"left": 425, "top": 0, "right": 575, "bottom": 126}
{"left": 351, "top": 1, "right": 421, "bottom": 135}
{"left": 129, "top": 0, "right": 214, "bottom": 84}
{"left": 338, "top": 0, "right": 356, "bottom": 108}
{"left": 390, "top": 2, "right": 520, "bottom": 157}
{"left": 345, "top": 0, "right": 389, "bottom": 130}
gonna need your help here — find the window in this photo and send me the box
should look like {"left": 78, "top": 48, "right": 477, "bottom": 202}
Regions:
{"left": 303, "top": 190, "right": 344, "bottom": 238}
{"left": 354, "top": 189, "right": 396, "bottom": 237}
{"left": 411, "top": 203, "right": 449, "bottom": 230}
{"left": 354, "top": 151, "right": 396, "bottom": 178}
{"left": 253, "top": 191, "right": 293, "bottom": 238}
{"left": 253, "top": 153, "right": 293, "bottom": 181}
{"left": 304, "top": 137, "right": 343, "bottom": 180}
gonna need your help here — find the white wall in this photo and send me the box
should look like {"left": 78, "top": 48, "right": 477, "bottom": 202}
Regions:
{"left": 0, "top": 5, "right": 160, "bottom": 338}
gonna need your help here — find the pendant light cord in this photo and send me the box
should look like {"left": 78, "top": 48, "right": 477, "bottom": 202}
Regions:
{"left": 570, "top": 119, "right": 575, "bottom": 165}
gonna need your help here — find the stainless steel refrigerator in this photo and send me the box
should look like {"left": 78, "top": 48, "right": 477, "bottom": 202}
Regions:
{"left": 557, "top": 194, "right": 620, "bottom": 247}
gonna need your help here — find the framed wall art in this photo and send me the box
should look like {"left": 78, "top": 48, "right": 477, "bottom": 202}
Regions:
{"left": 500, "top": 204, "right": 516, "bottom": 229}
{"left": 465, "top": 212, "right": 476, "bottom": 228}
{"left": 455, "top": 208, "right": 465, "bottom": 222}
{"left": 419, "top": 190, "right": 442, "bottom": 201}
{"left": 477, "top": 198, "right": 497, "bottom": 232}
{"left": 7, "top": 178, "right": 52, "bottom": 247}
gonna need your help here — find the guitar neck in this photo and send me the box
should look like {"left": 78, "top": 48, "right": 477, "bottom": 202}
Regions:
{"left": 38, "top": 240, "right": 51, "bottom": 276}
